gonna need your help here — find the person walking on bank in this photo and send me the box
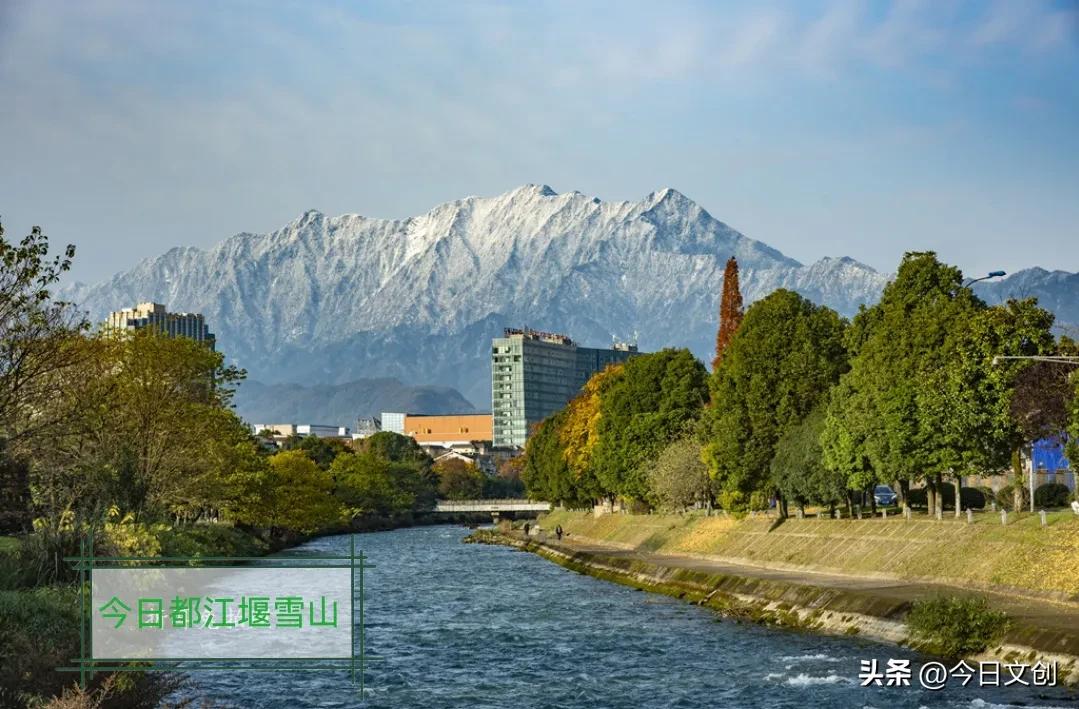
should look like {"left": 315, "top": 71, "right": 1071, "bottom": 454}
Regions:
{"left": 555, "top": 525, "right": 563, "bottom": 541}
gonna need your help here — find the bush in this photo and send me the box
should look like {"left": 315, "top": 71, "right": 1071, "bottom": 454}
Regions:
{"left": 960, "top": 487, "right": 986, "bottom": 510}
{"left": 157, "top": 524, "right": 268, "bottom": 559}
{"left": 0, "top": 587, "right": 186, "bottom": 708}
{"left": 0, "top": 537, "right": 22, "bottom": 591}
{"left": 0, "top": 586, "right": 80, "bottom": 703}
{"left": 906, "top": 486, "right": 985, "bottom": 511}
{"left": 907, "top": 595, "right": 1010, "bottom": 658}
{"left": 1033, "top": 482, "right": 1072, "bottom": 509}
{"left": 995, "top": 483, "right": 1029, "bottom": 512}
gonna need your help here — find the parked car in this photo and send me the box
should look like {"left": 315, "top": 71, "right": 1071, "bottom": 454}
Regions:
{"left": 873, "top": 484, "right": 897, "bottom": 506}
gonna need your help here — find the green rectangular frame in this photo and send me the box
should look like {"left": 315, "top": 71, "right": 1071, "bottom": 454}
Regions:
{"left": 62, "top": 529, "right": 374, "bottom": 698}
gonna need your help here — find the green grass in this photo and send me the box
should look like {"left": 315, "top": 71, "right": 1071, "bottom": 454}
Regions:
{"left": 0, "top": 536, "right": 20, "bottom": 555}
{"left": 907, "top": 595, "right": 1011, "bottom": 657}
{"left": 541, "top": 509, "right": 1079, "bottom": 599}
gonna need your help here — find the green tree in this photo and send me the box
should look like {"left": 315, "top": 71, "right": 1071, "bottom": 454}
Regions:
{"left": 647, "top": 438, "right": 711, "bottom": 512}
{"left": 27, "top": 330, "right": 250, "bottom": 540}
{"left": 0, "top": 221, "right": 91, "bottom": 537}
{"left": 0, "top": 221, "right": 88, "bottom": 449}
{"left": 433, "top": 457, "right": 485, "bottom": 500}
{"left": 0, "top": 439, "right": 31, "bottom": 534}
{"left": 233, "top": 450, "right": 342, "bottom": 534}
{"left": 360, "top": 431, "right": 432, "bottom": 469}
{"left": 521, "top": 410, "right": 588, "bottom": 507}
{"left": 703, "top": 290, "right": 847, "bottom": 511}
{"left": 481, "top": 471, "right": 525, "bottom": 499}
{"left": 592, "top": 349, "right": 708, "bottom": 503}
{"left": 1066, "top": 339, "right": 1079, "bottom": 469}
{"left": 927, "top": 299, "right": 1057, "bottom": 514}
{"left": 331, "top": 452, "right": 420, "bottom": 517}
{"left": 821, "top": 253, "right": 982, "bottom": 515}
{"left": 284, "top": 434, "right": 350, "bottom": 469}
{"left": 771, "top": 407, "right": 851, "bottom": 516}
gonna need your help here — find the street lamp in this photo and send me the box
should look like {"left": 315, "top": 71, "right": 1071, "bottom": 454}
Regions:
{"left": 963, "top": 270, "right": 1007, "bottom": 288}
{"left": 992, "top": 355, "right": 1079, "bottom": 366}
{"left": 990, "top": 354, "right": 1079, "bottom": 512}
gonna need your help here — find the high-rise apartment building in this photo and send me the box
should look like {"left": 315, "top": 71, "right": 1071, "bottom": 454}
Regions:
{"left": 491, "top": 328, "right": 639, "bottom": 448}
{"left": 105, "top": 302, "right": 216, "bottom": 350}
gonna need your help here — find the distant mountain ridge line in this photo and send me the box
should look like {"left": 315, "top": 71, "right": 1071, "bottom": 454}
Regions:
{"left": 62, "top": 184, "right": 1079, "bottom": 414}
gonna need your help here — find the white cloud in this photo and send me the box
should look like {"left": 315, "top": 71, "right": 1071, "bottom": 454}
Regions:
{"left": 969, "top": 0, "right": 1078, "bottom": 52}
{"left": 1, "top": 0, "right": 1076, "bottom": 283}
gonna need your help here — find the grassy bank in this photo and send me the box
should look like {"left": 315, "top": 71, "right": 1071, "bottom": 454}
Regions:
{"left": 472, "top": 528, "right": 1079, "bottom": 686}
{"left": 539, "top": 509, "right": 1079, "bottom": 601}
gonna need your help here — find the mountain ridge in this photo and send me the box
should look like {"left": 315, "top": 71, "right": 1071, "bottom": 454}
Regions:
{"left": 63, "top": 185, "right": 1078, "bottom": 411}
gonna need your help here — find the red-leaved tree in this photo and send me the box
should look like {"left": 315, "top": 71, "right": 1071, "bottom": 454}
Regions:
{"left": 713, "top": 256, "right": 744, "bottom": 370}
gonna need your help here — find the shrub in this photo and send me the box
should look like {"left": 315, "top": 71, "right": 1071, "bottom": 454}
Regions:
{"left": 0, "top": 587, "right": 187, "bottom": 708}
{"left": 157, "top": 524, "right": 268, "bottom": 559}
{"left": 0, "top": 537, "right": 22, "bottom": 591}
{"left": 976, "top": 486, "right": 997, "bottom": 507}
{"left": 960, "top": 487, "right": 986, "bottom": 510}
{"left": 0, "top": 586, "right": 80, "bottom": 703}
{"left": 906, "top": 485, "right": 984, "bottom": 510}
{"left": 748, "top": 490, "right": 771, "bottom": 512}
{"left": 995, "top": 483, "right": 1029, "bottom": 512}
{"left": 906, "top": 595, "right": 1010, "bottom": 658}
{"left": 1033, "top": 482, "right": 1072, "bottom": 509}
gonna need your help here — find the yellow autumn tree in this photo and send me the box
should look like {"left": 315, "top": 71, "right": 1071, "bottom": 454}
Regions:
{"left": 559, "top": 364, "right": 625, "bottom": 487}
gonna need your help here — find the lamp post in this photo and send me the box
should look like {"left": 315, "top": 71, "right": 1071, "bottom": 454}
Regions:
{"left": 963, "top": 270, "right": 1007, "bottom": 288}
{"left": 991, "top": 354, "right": 1079, "bottom": 512}
{"left": 954, "top": 270, "right": 1006, "bottom": 508}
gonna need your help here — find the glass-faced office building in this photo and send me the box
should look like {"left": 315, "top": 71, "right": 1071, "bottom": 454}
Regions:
{"left": 491, "top": 328, "right": 639, "bottom": 448}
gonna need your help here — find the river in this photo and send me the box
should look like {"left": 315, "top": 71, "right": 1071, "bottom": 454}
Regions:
{"left": 172, "top": 525, "right": 1075, "bottom": 708}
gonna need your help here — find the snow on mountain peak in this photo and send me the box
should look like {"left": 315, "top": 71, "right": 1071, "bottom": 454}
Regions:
{"left": 63, "top": 185, "right": 1077, "bottom": 407}
{"left": 512, "top": 183, "right": 557, "bottom": 198}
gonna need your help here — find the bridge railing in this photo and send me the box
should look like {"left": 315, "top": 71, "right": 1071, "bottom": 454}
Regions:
{"left": 434, "top": 499, "right": 552, "bottom": 512}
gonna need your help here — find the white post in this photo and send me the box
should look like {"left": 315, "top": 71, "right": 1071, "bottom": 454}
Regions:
{"left": 1029, "top": 467, "right": 1036, "bottom": 514}
{"left": 966, "top": 508, "right": 974, "bottom": 524}
{"left": 1001, "top": 510, "right": 1008, "bottom": 526}
{"left": 1040, "top": 510, "right": 1048, "bottom": 527}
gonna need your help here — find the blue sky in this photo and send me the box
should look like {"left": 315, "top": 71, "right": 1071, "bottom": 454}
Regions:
{"left": 1, "top": 0, "right": 1076, "bottom": 283}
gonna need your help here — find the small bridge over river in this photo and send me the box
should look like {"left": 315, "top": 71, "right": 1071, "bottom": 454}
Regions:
{"left": 434, "top": 499, "right": 551, "bottom": 520}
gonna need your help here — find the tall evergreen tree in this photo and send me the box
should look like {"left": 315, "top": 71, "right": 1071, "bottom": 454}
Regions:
{"left": 713, "top": 256, "right": 744, "bottom": 371}
{"left": 703, "top": 289, "right": 847, "bottom": 511}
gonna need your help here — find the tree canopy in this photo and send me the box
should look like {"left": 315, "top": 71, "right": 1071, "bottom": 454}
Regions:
{"left": 591, "top": 349, "right": 708, "bottom": 502}
{"left": 702, "top": 289, "right": 847, "bottom": 510}
{"left": 821, "top": 253, "right": 982, "bottom": 502}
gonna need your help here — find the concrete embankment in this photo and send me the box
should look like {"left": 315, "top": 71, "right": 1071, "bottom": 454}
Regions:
{"left": 468, "top": 526, "right": 1079, "bottom": 686}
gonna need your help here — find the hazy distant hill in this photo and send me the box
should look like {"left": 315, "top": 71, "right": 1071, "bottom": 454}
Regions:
{"left": 64, "top": 184, "right": 1079, "bottom": 409}
{"left": 233, "top": 378, "right": 475, "bottom": 427}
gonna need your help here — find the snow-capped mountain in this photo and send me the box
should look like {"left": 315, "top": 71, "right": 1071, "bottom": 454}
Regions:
{"left": 65, "top": 185, "right": 1078, "bottom": 410}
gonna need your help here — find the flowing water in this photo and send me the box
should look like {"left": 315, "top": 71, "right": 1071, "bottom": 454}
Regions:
{"left": 173, "top": 525, "right": 1076, "bottom": 708}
